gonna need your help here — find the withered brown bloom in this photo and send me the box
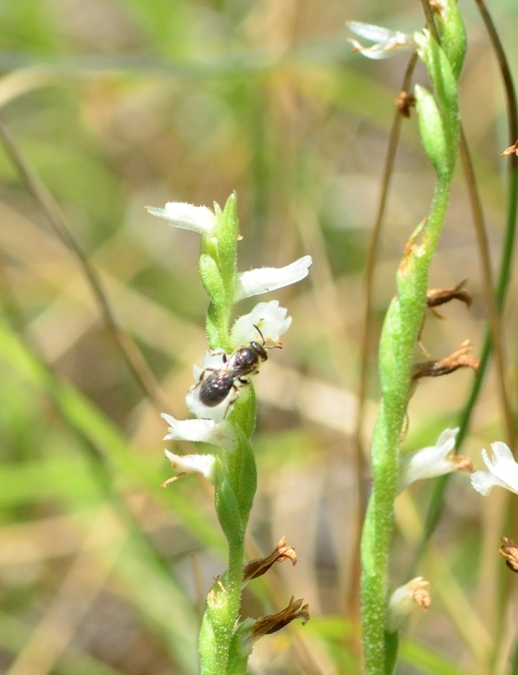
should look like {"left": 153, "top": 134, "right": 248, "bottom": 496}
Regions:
{"left": 249, "top": 596, "right": 310, "bottom": 642}
{"left": 429, "top": 0, "right": 446, "bottom": 18}
{"left": 395, "top": 91, "right": 416, "bottom": 118}
{"left": 243, "top": 536, "right": 297, "bottom": 583}
{"left": 426, "top": 279, "right": 472, "bottom": 313}
{"left": 500, "top": 537, "right": 518, "bottom": 573}
{"left": 412, "top": 340, "right": 479, "bottom": 383}
{"left": 502, "top": 140, "right": 518, "bottom": 157}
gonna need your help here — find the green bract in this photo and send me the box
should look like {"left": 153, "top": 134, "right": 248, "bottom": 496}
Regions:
{"left": 200, "top": 195, "right": 238, "bottom": 351}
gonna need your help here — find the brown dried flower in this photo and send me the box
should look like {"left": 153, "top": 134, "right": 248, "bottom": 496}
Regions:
{"left": 243, "top": 536, "right": 297, "bottom": 583}
{"left": 426, "top": 279, "right": 472, "bottom": 313}
{"left": 250, "top": 596, "right": 310, "bottom": 642}
{"left": 502, "top": 140, "right": 518, "bottom": 157}
{"left": 412, "top": 340, "right": 479, "bottom": 383}
{"left": 395, "top": 91, "right": 416, "bottom": 118}
{"left": 500, "top": 537, "right": 518, "bottom": 573}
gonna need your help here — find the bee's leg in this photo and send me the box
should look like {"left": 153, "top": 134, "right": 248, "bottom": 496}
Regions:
{"left": 192, "top": 366, "right": 217, "bottom": 390}
{"left": 208, "top": 348, "right": 227, "bottom": 360}
{"left": 223, "top": 384, "right": 241, "bottom": 418}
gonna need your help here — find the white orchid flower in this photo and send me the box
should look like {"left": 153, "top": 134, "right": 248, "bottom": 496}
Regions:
{"left": 234, "top": 256, "right": 312, "bottom": 302}
{"left": 146, "top": 202, "right": 216, "bottom": 235}
{"left": 162, "top": 412, "right": 236, "bottom": 450}
{"left": 231, "top": 300, "right": 291, "bottom": 346}
{"left": 471, "top": 442, "right": 518, "bottom": 496}
{"left": 186, "top": 351, "right": 234, "bottom": 424}
{"left": 347, "top": 21, "right": 415, "bottom": 60}
{"left": 147, "top": 201, "right": 311, "bottom": 301}
{"left": 387, "top": 578, "right": 431, "bottom": 633}
{"left": 398, "top": 428, "right": 471, "bottom": 493}
{"left": 186, "top": 301, "right": 292, "bottom": 421}
{"left": 164, "top": 448, "right": 216, "bottom": 483}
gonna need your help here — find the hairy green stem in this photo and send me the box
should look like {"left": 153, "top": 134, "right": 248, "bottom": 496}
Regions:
{"left": 361, "top": 180, "right": 452, "bottom": 673}
{"left": 361, "top": 6, "right": 465, "bottom": 670}
{"left": 195, "top": 194, "right": 256, "bottom": 675}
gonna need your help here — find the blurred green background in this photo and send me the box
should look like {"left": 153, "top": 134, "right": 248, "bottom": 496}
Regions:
{"left": 1, "top": 0, "right": 517, "bottom": 673}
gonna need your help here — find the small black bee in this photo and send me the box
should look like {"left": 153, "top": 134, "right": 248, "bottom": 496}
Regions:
{"left": 196, "top": 326, "right": 281, "bottom": 414}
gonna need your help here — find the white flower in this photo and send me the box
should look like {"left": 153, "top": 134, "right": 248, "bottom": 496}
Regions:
{"left": 347, "top": 21, "right": 415, "bottom": 60}
{"left": 471, "top": 442, "right": 518, "bottom": 496}
{"left": 185, "top": 301, "right": 291, "bottom": 421}
{"left": 387, "top": 578, "right": 430, "bottom": 633}
{"left": 234, "top": 255, "right": 312, "bottom": 302}
{"left": 186, "top": 351, "right": 236, "bottom": 424}
{"left": 231, "top": 301, "right": 291, "bottom": 346}
{"left": 164, "top": 448, "right": 216, "bottom": 483}
{"left": 146, "top": 202, "right": 216, "bottom": 236}
{"left": 398, "top": 428, "right": 461, "bottom": 493}
{"left": 162, "top": 412, "right": 236, "bottom": 450}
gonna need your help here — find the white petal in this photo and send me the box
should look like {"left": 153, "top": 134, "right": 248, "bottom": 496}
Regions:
{"left": 186, "top": 384, "right": 235, "bottom": 424}
{"left": 471, "top": 442, "right": 518, "bottom": 495}
{"left": 187, "top": 348, "right": 254, "bottom": 423}
{"left": 482, "top": 442, "right": 518, "bottom": 480}
{"left": 348, "top": 38, "right": 414, "bottom": 60}
{"left": 164, "top": 449, "right": 216, "bottom": 481}
{"left": 347, "top": 21, "right": 415, "bottom": 60}
{"left": 470, "top": 470, "right": 506, "bottom": 496}
{"left": 146, "top": 202, "right": 216, "bottom": 235}
{"left": 387, "top": 578, "right": 430, "bottom": 632}
{"left": 397, "top": 428, "right": 459, "bottom": 492}
{"left": 234, "top": 255, "right": 312, "bottom": 302}
{"left": 192, "top": 352, "right": 226, "bottom": 383}
{"left": 231, "top": 301, "right": 292, "bottom": 346}
{"left": 161, "top": 412, "right": 236, "bottom": 450}
{"left": 434, "top": 427, "right": 459, "bottom": 456}
{"left": 348, "top": 21, "right": 402, "bottom": 42}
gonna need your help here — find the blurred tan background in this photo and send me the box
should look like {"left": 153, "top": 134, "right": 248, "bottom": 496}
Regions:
{"left": 1, "top": 1, "right": 517, "bottom": 673}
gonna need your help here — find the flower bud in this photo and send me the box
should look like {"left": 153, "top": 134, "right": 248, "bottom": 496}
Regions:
{"left": 387, "top": 578, "right": 431, "bottom": 632}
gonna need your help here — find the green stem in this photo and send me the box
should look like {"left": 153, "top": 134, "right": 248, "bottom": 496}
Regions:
{"left": 196, "top": 193, "right": 255, "bottom": 674}
{"left": 361, "top": 179, "right": 452, "bottom": 674}
{"left": 199, "top": 439, "right": 254, "bottom": 675}
{"left": 198, "top": 562, "right": 242, "bottom": 674}
{"left": 198, "top": 397, "right": 257, "bottom": 674}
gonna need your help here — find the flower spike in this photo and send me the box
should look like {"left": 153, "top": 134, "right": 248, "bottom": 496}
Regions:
{"left": 151, "top": 193, "right": 311, "bottom": 674}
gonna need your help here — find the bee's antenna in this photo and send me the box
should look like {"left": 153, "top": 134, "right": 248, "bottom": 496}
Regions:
{"left": 253, "top": 324, "right": 265, "bottom": 344}
{"left": 253, "top": 324, "right": 282, "bottom": 350}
